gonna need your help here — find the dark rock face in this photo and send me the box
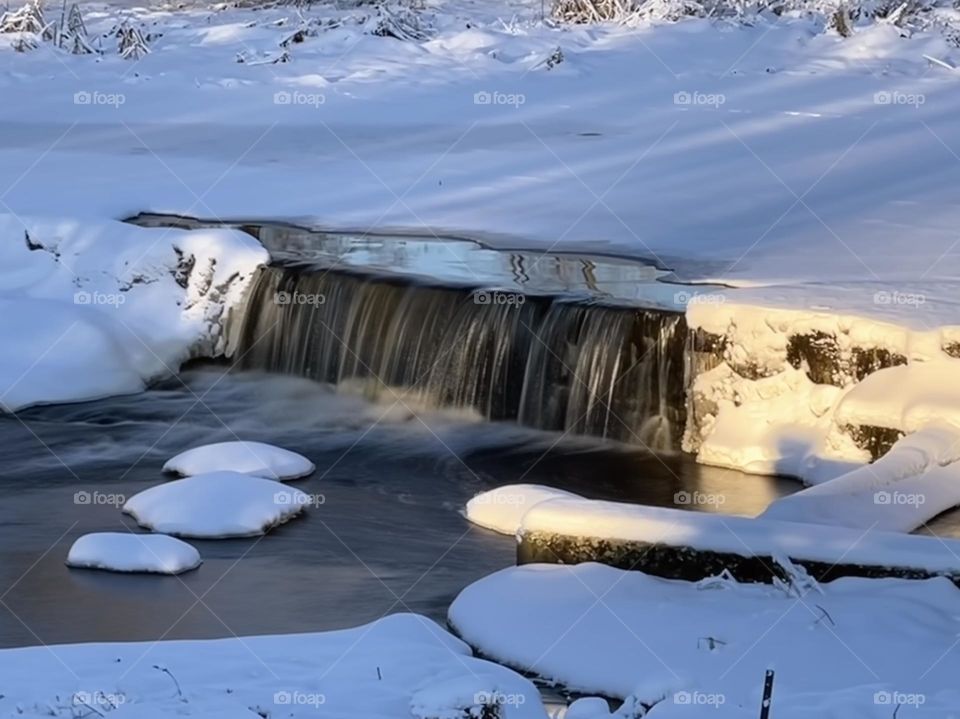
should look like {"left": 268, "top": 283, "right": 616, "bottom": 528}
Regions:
{"left": 518, "top": 531, "right": 959, "bottom": 586}
{"left": 845, "top": 424, "right": 905, "bottom": 461}
{"left": 943, "top": 341, "right": 960, "bottom": 360}
{"left": 787, "top": 331, "right": 843, "bottom": 385}
{"left": 787, "top": 331, "right": 907, "bottom": 387}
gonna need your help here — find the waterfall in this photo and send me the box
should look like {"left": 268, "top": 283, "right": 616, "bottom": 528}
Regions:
{"left": 228, "top": 265, "right": 687, "bottom": 451}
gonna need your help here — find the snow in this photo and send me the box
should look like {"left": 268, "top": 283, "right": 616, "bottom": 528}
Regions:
{"left": 762, "top": 423, "right": 960, "bottom": 532}
{"left": 685, "top": 299, "right": 960, "bottom": 483}
{"left": 0, "top": 613, "right": 547, "bottom": 719}
{"left": 520, "top": 495, "right": 960, "bottom": 574}
{"left": 163, "top": 441, "right": 315, "bottom": 481}
{"left": 123, "top": 471, "right": 310, "bottom": 538}
{"left": 449, "top": 563, "right": 960, "bottom": 717}
{"left": 65, "top": 531, "right": 201, "bottom": 574}
{"left": 836, "top": 362, "right": 960, "bottom": 433}
{"left": 0, "top": 215, "right": 266, "bottom": 410}
{"left": 465, "top": 484, "right": 582, "bottom": 536}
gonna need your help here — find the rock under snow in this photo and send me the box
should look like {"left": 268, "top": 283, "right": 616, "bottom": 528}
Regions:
{"left": 66, "top": 532, "right": 201, "bottom": 574}
{"left": 465, "top": 484, "right": 582, "bottom": 535}
{"left": 163, "top": 440, "right": 315, "bottom": 481}
{"left": 449, "top": 563, "right": 960, "bottom": 716}
{"left": 0, "top": 215, "right": 267, "bottom": 411}
{"left": 762, "top": 423, "right": 960, "bottom": 532}
{"left": 123, "top": 471, "right": 309, "bottom": 538}
{"left": 519, "top": 497, "right": 960, "bottom": 577}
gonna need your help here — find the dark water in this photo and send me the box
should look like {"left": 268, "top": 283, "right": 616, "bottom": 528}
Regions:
{"left": 0, "top": 367, "right": 796, "bottom": 649}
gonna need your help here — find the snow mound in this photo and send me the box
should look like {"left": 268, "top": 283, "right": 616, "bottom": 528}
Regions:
{"left": 0, "top": 215, "right": 267, "bottom": 411}
{"left": 0, "top": 613, "right": 548, "bottom": 719}
{"left": 836, "top": 362, "right": 960, "bottom": 434}
{"left": 465, "top": 484, "right": 582, "bottom": 535}
{"left": 66, "top": 532, "right": 201, "bottom": 574}
{"left": 449, "top": 563, "right": 960, "bottom": 714}
{"left": 163, "top": 441, "right": 315, "bottom": 481}
{"left": 123, "top": 471, "right": 309, "bottom": 538}
{"left": 762, "top": 423, "right": 960, "bottom": 532}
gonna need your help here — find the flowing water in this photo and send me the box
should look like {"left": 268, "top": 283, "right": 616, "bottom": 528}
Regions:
{"left": 0, "top": 367, "right": 797, "bottom": 649}
{"left": 7, "top": 217, "right": 954, "bottom": 653}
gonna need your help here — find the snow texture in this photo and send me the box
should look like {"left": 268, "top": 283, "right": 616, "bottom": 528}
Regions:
{"left": 762, "top": 423, "right": 960, "bottom": 532}
{"left": 163, "top": 440, "right": 315, "bottom": 481}
{"left": 0, "top": 215, "right": 267, "bottom": 410}
{"left": 465, "top": 484, "right": 582, "bottom": 535}
{"left": 66, "top": 531, "right": 201, "bottom": 574}
{"left": 123, "top": 471, "right": 309, "bottom": 538}
{"left": 0, "top": 612, "right": 547, "bottom": 719}
{"left": 449, "top": 563, "right": 960, "bottom": 717}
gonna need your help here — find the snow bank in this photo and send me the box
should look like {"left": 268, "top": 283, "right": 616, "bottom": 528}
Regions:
{"left": 520, "top": 496, "right": 960, "bottom": 576}
{"left": 66, "top": 532, "right": 201, "bottom": 574}
{"left": 163, "top": 441, "right": 315, "bottom": 481}
{"left": 0, "top": 215, "right": 267, "bottom": 410}
{"left": 449, "top": 563, "right": 960, "bottom": 715}
{"left": 465, "top": 484, "right": 582, "bottom": 536}
{"left": 762, "top": 424, "right": 960, "bottom": 532}
{"left": 123, "top": 471, "right": 309, "bottom": 538}
{"left": 685, "top": 299, "right": 960, "bottom": 483}
{"left": 0, "top": 613, "right": 547, "bottom": 719}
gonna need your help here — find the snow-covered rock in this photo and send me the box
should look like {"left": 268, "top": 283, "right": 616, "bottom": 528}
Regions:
{"left": 762, "top": 423, "right": 960, "bottom": 532}
{"left": 0, "top": 613, "right": 548, "bottom": 719}
{"left": 449, "top": 563, "right": 960, "bottom": 715}
{"left": 519, "top": 497, "right": 960, "bottom": 576}
{"left": 0, "top": 216, "right": 267, "bottom": 410}
{"left": 163, "top": 441, "right": 315, "bottom": 481}
{"left": 66, "top": 532, "right": 201, "bottom": 574}
{"left": 123, "top": 471, "right": 309, "bottom": 538}
{"left": 465, "top": 484, "right": 582, "bottom": 536}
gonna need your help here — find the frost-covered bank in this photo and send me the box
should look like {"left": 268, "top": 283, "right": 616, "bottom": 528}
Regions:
{"left": 0, "top": 215, "right": 266, "bottom": 409}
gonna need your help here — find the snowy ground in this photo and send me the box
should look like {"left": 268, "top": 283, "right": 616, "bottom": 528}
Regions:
{"left": 450, "top": 563, "right": 960, "bottom": 718}
{"left": 0, "top": 613, "right": 547, "bottom": 719}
